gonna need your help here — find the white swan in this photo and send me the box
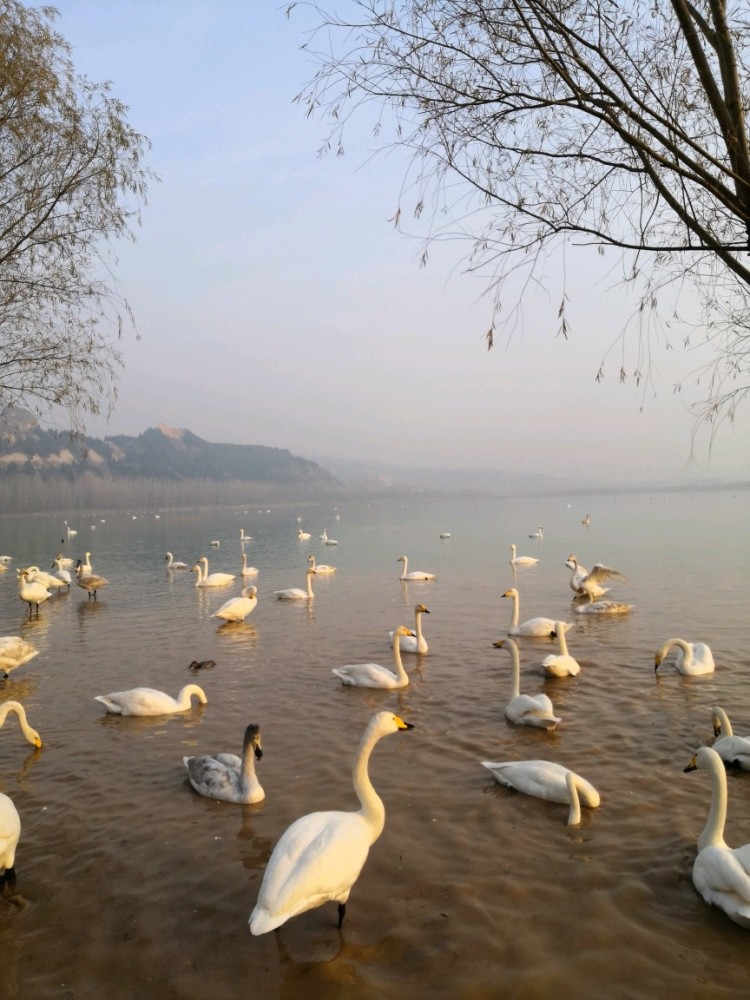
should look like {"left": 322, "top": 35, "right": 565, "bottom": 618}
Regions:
{"left": 79, "top": 551, "right": 93, "bottom": 572}
{"left": 571, "top": 560, "right": 626, "bottom": 599}
{"left": 51, "top": 556, "right": 72, "bottom": 589}
{"left": 249, "top": 710, "right": 414, "bottom": 934}
{"left": 0, "top": 555, "right": 13, "bottom": 564}
{"left": 501, "top": 588, "right": 573, "bottom": 638}
{"left": 581, "top": 514, "right": 591, "bottom": 526}
{"left": 210, "top": 539, "right": 221, "bottom": 548}
{"left": 333, "top": 626, "right": 413, "bottom": 688}
{"left": 307, "top": 555, "right": 336, "bottom": 575}
{"left": 191, "top": 557, "right": 235, "bottom": 588}
{"left": 684, "top": 746, "right": 750, "bottom": 928}
{"left": 95, "top": 684, "right": 207, "bottom": 716}
{"left": 481, "top": 760, "right": 600, "bottom": 826}
{"left": 389, "top": 603, "right": 429, "bottom": 653}
{"left": 165, "top": 552, "right": 189, "bottom": 570}
{"left": 17, "top": 569, "right": 51, "bottom": 616}
{"left": 54, "top": 552, "right": 74, "bottom": 569}
{"left": 565, "top": 555, "right": 609, "bottom": 598}
{"left": 213, "top": 585, "right": 258, "bottom": 623}
{"left": 509, "top": 543, "right": 539, "bottom": 567}
{"left": 298, "top": 529, "right": 311, "bottom": 541}
{"left": 494, "top": 638, "right": 561, "bottom": 730}
{"left": 541, "top": 623, "right": 581, "bottom": 677}
{"left": 654, "top": 638, "right": 715, "bottom": 676}
{"left": 0, "top": 638, "right": 40, "bottom": 680}
{"left": 240, "top": 552, "right": 259, "bottom": 577}
{"left": 184, "top": 723, "right": 264, "bottom": 803}
{"left": 321, "top": 529, "right": 338, "bottom": 546}
{"left": 75, "top": 562, "right": 109, "bottom": 599}
{"left": 240, "top": 529, "right": 253, "bottom": 542}
{"left": 0, "top": 793, "right": 21, "bottom": 877}
{"left": 710, "top": 708, "right": 750, "bottom": 771}
{"left": 573, "top": 591, "right": 633, "bottom": 615}
{"left": 397, "top": 555, "right": 435, "bottom": 581}
{"left": 0, "top": 701, "right": 42, "bottom": 747}
{"left": 528, "top": 527, "right": 544, "bottom": 539}
{"left": 24, "top": 565, "right": 67, "bottom": 592}
{"left": 274, "top": 567, "right": 315, "bottom": 601}
{"left": 439, "top": 532, "right": 451, "bottom": 539}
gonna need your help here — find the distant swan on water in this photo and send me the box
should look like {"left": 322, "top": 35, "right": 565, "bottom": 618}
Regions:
{"left": 501, "top": 588, "right": 572, "bottom": 638}
{"left": 274, "top": 568, "right": 315, "bottom": 601}
{"left": 191, "top": 557, "right": 235, "bottom": 588}
{"left": 397, "top": 555, "right": 435, "bottom": 581}
{"left": 510, "top": 544, "right": 538, "bottom": 566}
{"left": 165, "top": 552, "right": 188, "bottom": 570}
{"left": 333, "top": 626, "right": 413, "bottom": 688}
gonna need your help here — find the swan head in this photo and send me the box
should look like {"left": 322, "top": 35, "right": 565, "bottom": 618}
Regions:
{"left": 393, "top": 626, "right": 413, "bottom": 640}
{"left": 415, "top": 603, "right": 430, "bottom": 614}
{"left": 243, "top": 723, "right": 263, "bottom": 761}
{"left": 501, "top": 588, "right": 518, "bottom": 600}
{"left": 396, "top": 555, "right": 406, "bottom": 563}
{"left": 684, "top": 747, "right": 717, "bottom": 773}
{"left": 369, "top": 710, "right": 415, "bottom": 736}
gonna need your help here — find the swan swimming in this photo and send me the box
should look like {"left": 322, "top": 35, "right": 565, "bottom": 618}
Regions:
{"left": 165, "top": 552, "right": 189, "bottom": 570}
{"left": 684, "top": 746, "right": 750, "bottom": 928}
{"left": 191, "top": 557, "right": 235, "bottom": 588}
{"left": 95, "top": 684, "right": 207, "bottom": 716}
{"left": 565, "top": 555, "right": 609, "bottom": 598}
{"left": 509, "top": 543, "right": 539, "bottom": 567}
{"left": 274, "top": 567, "right": 315, "bottom": 601}
{"left": 541, "top": 623, "right": 581, "bottom": 677}
{"left": 0, "top": 638, "right": 40, "bottom": 680}
{"left": 710, "top": 708, "right": 750, "bottom": 770}
{"left": 240, "top": 552, "right": 259, "bottom": 577}
{"left": 501, "top": 588, "right": 573, "bottom": 638}
{"left": 240, "top": 530, "right": 253, "bottom": 542}
{"left": 654, "top": 638, "right": 715, "bottom": 676}
{"left": 333, "top": 626, "right": 413, "bottom": 688}
{"left": 298, "top": 529, "right": 311, "bottom": 541}
{"left": 0, "top": 701, "right": 42, "bottom": 747}
{"left": 307, "top": 555, "right": 336, "bottom": 575}
{"left": 494, "top": 638, "right": 561, "bottom": 730}
{"left": 184, "top": 723, "right": 264, "bottom": 803}
{"left": 572, "top": 592, "right": 633, "bottom": 615}
{"left": 249, "top": 711, "right": 414, "bottom": 934}
{"left": 481, "top": 760, "right": 599, "bottom": 826}
{"left": 397, "top": 555, "right": 435, "bottom": 581}
{"left": 321, "top": 529, "right": 338, "bottom": 546}
{"left": 528, "top": 527, "right": 543, "bottom": 539}
{"left": 390, "top": 603, "right": 429, "bottom": 653}
{"left": 213, "top": 585, "right": 258, "bottom": 623}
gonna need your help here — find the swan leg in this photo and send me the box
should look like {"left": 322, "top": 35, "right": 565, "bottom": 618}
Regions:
{"left": 1, "top": 867, "right": 16, "bottom": 888}
{"left": 337, "top": 902, "right": 346, "bottom": 928}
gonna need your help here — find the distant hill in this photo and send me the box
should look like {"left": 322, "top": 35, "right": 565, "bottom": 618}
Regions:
{"left": 0, "top": 408, "right": 341, "bottom": 511}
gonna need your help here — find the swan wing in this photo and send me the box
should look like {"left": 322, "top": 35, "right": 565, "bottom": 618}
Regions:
{"left": 584, "top": 564, "right": 626, "bottom": 586}
{"left": 95, "top": 687, "right": 176, "bottom": 715}
{"left": 541, "top": 654, "right": 580, "bottom": 677}
{"left": 332, "top": 663, "right": 401, "bottom": 688}
{"left": 694, "top": 845, "right": 750, "bottom": 921}
{"left": 713, "top": 736, "right": 750, "bottom": 771}
{"left": 184, "top": 755, "right": 243, "bottom": 801}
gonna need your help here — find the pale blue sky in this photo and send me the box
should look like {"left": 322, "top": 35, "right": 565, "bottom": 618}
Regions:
{"left": 47, "top": 1, "right": 748, "bottom": 483}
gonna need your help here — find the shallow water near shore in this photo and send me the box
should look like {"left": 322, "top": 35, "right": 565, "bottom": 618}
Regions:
{"left": 1, "top": 491, "right": 750, "bottom": 999}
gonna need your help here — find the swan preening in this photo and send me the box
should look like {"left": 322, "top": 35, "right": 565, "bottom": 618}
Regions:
{"left": 95, "top": 684, "right": 207, "bottom": 716}
{"left": 274, "top": 568, "right": 315, "bottom": 601}
{"left": 654, "top": 638, "right": 715, "bottom": 676}
{"left": 184, "top": 723, "right": 264, "bottom": 803}
{"left": 333, "top": 626, "right": 413, "bottom": 688}
{"left": 24, "top": 565, "right": 67, "bottom": 592}
{"left": 397, "top": 555, "right": 435, "bottom": 581}
{"left": 191, "top": 557, "right": 235, "bottom": 588}
{"left": 165, "top": 552, "right": 189, "bottom": 570}
{"left": 573, "top": 592, "right": 633, "bottom": 615}
{"left": 213, "top": 586, "right": 258, "bottom": 623}
{"left": 495, "top": 638, "right": 561, "bottom": 730}
{"left": 0, "top": 701, "right": 42, "bottom": 747}
{"left": 249, "top": 711, "right": 414, "bottom": 934}
{"left": 509, "top": 544, "right": 539, "bottom": 567}
{"left": 308, "top": 555, "right": 336, "bottom": 575}
{"left": 481, "top": 760, "right": 600, "bottom": 826}
{"left": 684, "top": 746, "right": 750, "bottom": 928}
{"left": 541, "top": 624, "right": 580, "bottom": 677}
{"left": 710, "top": 708, "right": 750, "bottom": 770}
{"left": 76, "top": 562, "right": 109, "bottom": 599}
{"left": 0, "top": 637, "right": 40, "bottom": 679}
{"left": 501, "top": 588, "right": 573, "bottom": 638}
{"left": 17, "top": 569, "right": 51, "bottom": 616}
{"left": 390, "top": 603, "right": 429, "bottom": 653}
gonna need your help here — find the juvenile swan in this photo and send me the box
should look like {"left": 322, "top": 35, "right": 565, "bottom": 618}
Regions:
{"left": 249, "top": 711, "right": 413, "bottom": 934}
{"left": 184, "top": 723, "right": 264, "bottom": 803}
{"left": 333, "top": 626, "right": 413, "bottom": 688}
{"left": 494, "top": 638, "right": 561, "bottom": 730}
{"left": 654, "top": 638, "right": 715, "bottom": 676}
{"left": 684, "top": 746, "right": 750, "bottom": 928}
{"left": 481, "top": 760, "right": 600, "bottom": 826}
{"left": 95, "top": 684, "right": 207, "bottom": 716}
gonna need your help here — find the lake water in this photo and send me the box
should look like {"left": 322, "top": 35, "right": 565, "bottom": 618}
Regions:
{"left": 1, "top": 490, "right": 750, "bottom": 999}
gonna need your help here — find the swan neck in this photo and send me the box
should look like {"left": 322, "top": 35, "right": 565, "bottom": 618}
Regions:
{"left": 306, "top": 572, "right": 314, "bottom": 597}
{"left": 566, "top": 772, "right": 582, "bottom": 826}
{"left": 415, "top": 611, "right": 423, "bottom": 642}
{"left": 509, "top": 592, "right": 519, "bottom": 630}
{"left": 700, "top": 753, "right": 728, "bottom": 851}
{"left": 392, "top": 632, "right": 408, "bottom": 683}
{"left": 509, "top": 643, "right": 520, "bottom": 699}
{"left": 715, "top": 708, "right": 733, "bottom": 737}
{"left": 0, "top": 701, "right": 32, "bottom": 740}
{"left": 557, "top": 630, "right": 569, "bottom": 656}
{"left": 352, "top": 723, "right": 386, "bottom": 840}
{"left": 179, "top": 685, "right": 203, "bottom": 709}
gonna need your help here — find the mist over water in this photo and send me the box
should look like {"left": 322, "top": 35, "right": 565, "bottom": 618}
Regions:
{"left": 1, "top": 490, "right": 749, "bottom": 998}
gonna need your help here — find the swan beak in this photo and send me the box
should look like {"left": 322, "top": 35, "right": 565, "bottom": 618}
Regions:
{"left": 654, "top": 656, "right": 662, "bottom": 671}
{"left": 549, "top": 631, "right": 557, "bottom": 639}
{"left": 34, "top": 736, "right": 42, "bottom": 748}
{"left": 713, "top": 725, "right": 721, "bottom": 737}
{"left": 684, "top": 755, "right": 698, "bottom": 772}
{"left": 393, "top": 715, "right": 414, "bottom": 731}
{"left": 254, "top": 747, "right": 263, "bottom": 760}
{"left": 492, "top": 640, "right": 505, "bottom": 648}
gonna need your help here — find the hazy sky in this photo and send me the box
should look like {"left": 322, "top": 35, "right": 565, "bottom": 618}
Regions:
{"left": 45, "top": 1, "right": 748, "bottom": 483}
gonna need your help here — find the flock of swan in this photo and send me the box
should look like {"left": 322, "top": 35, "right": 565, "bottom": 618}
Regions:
{"left": 1, "top": 516, "right": 746, "bottom": 941}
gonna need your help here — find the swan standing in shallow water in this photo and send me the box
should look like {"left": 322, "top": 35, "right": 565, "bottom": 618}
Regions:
{"left": 240, "top": 552, "right": 259, "bottom": 577}
{"left": 76, "top": 562, "right": 109, "bottom": 600}
{"left": 390, "top": 604, "right": 429, "bottom": 653}
{"left": 249, "top": 711, "right": 414, "bottom": 934}
{"left": 495, "top": 638, "right": 561, "bottom": 730}
{"left": 710, "top": 708, "right": 750, "bottom": 770}
{"left": 184, "top": 723, "right": 264, "bottom": 803}
{"left": 17, "top": 569, "right": 51, "bottom": 616}
{"left": 541, "top": 623, "right": 580, "bottom": 677}
{"left": 24, "top": 565, "right": 67, "bottom": 593}
{"left": 213, "top": 585, "right": 258, "bottom": 623}
{"left": 308, "top": 555, "right": 336, "bottom": 575}
{"left": 501, "top": 587, "right": 573, "bottom": 638}
{"left": 333, "top": 626, "right": 413, "bottom": 688}
{"left": 573, "top": 592, "right": 632, "bottom": 615}
{"left": 165, "top": 552, "right": 188, "bottom": 570}
{"left": 481, "top": 760, "right": 600, "bottom": 826}
{"left": 191, "top": 557, "right": 235, "bottom": 588}
{"left": 509, "top": 544, "right": 539, "bottom": 567}
{"left": 684, "top": 746, "right": 750, "bottom": 928}
{"left": 397, "top": 555, "right": 435, "bottom": 581}
{"left": 95, "top": 684, "right": 207, "bottom": 716}
{"left": 0, "top": 638, "right": 40, "bottom": 680}
{"left": 51, "top": 556, "right": 72, "bottom": 589}
{"left": 0, "top": 701, "right": 42, "bottom": 747}
{"left": 654, "top": 638, "right": 715, "bottom": 676}
{"left": 274, "top": 568, "right": 315, "bottom": 601}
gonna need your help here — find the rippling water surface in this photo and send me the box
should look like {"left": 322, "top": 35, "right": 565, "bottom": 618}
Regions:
{"left": 1, "top": 491, "right": 750, "bottom": 998}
